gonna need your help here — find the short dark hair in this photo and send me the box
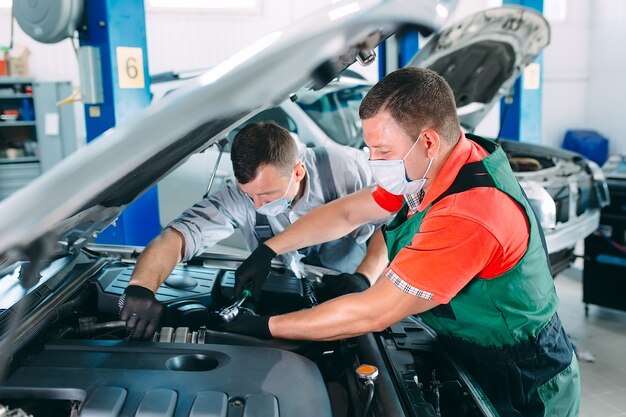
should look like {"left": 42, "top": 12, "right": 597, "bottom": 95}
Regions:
{"left": 231, "top": 121, "right": 298, "bottom": 184}
{"left": 359, "top": 68, "right": 460, "bottom": 144}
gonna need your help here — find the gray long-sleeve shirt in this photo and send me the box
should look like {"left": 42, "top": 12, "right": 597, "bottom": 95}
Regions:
{"left": 168, "top": 145, "right": 376, "bottom": 276}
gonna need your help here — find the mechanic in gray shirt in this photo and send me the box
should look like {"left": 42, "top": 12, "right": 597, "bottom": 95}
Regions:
{"left": 119, "top": 121, "right": 389, "bottom": 339}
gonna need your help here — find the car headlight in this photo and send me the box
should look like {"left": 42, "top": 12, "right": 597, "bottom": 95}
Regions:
{"left": 519, "top": 181, "right": 557, "bottom": 230}
{"left": 586, "top": 160, "right": 611, "bottom": 208}
{"left": 587, "top": 160, "right": 605, "bottom": 181}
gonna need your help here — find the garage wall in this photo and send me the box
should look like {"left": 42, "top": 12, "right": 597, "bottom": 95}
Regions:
{"left": 0, "top": 1, "right": 335, "bottom": 82}
{"left": 3, "top": 1, "right": 618, "bottom": 154}
{"left": 541, "top": 0, "right": 626, "bottom": 156}
{"left": 145, "top": 0, "right": 334, "bottom": 74}
{"left": 586, "top": 0, "right": 626, "bottom": 155}
{"left": 541, "top": 0, "right": 591, "bottom": 150}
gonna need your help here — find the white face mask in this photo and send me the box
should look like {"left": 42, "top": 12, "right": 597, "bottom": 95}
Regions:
{"left": 255, "top": 173, "right": 295, "bottom": 217}
{"left": 368, "top": 134, "right": 434, "bottom": 195}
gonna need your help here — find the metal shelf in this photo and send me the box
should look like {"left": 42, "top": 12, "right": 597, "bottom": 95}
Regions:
{"left": 0, "top": 157, "right": 39, "bottom": 164}
{"left": 0, "top": 121, "right": 36, "bottom": 127}
{"left": 0, "top": 94, "right": 33, "bottom": 99}
{"left": 0, "top": 76, "right": 33, "bottom": 84}
{"left": 0, "top": 80, "right": 75, "bottom": 200}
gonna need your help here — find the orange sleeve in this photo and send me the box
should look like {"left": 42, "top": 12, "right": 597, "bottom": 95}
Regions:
{"left": 386, "top": 208, "right": 503, "bottom": 304}
{"left": 371, "top": 185, "right": 404, "bottom": 213}
{"left": 385, "top": 186, "right": 530, "bottom": 304}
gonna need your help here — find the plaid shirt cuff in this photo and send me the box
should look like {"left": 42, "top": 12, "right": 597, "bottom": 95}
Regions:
{"left": 385, "top": 268, "right": 434, "bottom": 300}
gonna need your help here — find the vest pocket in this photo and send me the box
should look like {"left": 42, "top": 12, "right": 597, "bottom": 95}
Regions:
{"left": 431, "top": 303, "right": 457, "bottom": 320}
{"left": 537, "top": 353, "right": 580, "bottom": 417}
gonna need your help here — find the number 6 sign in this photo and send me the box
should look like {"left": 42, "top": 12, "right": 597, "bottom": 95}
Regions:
{"left": 116, "top": 47, "right": 146, "bottom": 89}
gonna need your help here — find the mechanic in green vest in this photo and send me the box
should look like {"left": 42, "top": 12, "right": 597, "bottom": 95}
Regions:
{"left": 226, "top": 67, "right": 580, "bottom": 416}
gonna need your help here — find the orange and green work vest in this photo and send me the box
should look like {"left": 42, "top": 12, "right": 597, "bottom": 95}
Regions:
{"left": 383, "top": 134, "right": 580, "bottom": 417}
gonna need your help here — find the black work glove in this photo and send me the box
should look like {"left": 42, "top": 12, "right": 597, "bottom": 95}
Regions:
{"left": 318, "top": 272, "right": 370, "bottom": 302}
{"left": 219, "top": 314, "right": 271, "bottom": 339}
{"left": 119, "top": 285, "right": 163, "bottom": 340}
{"left": 234, "top": 243, "right": 276, "bottom": 302}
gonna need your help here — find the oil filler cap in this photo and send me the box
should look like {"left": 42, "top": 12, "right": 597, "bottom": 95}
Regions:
{"left": 356, "top": 364, "right": 379, "bottom": 381}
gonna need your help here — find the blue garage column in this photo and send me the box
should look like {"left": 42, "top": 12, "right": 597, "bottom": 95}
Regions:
{"left": 500, "top": 0, "right": 544, "bottom": 144}
{"left": 378, "top": 30, "right": 420, "bottom": 79}
{"left": 80, "top": 0, "right": 161, "bottom": 245}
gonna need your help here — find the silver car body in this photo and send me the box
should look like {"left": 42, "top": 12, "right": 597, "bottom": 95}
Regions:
{"left": 0, "top": 0, "right": 453, "bottom": 265}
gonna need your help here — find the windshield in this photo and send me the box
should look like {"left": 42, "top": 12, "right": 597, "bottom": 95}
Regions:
{"left": 296, "top": 84, "right": 371, "bottom": 149}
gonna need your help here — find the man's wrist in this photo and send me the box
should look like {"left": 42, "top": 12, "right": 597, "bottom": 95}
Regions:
{"left": 268, "top": 316, "right": 276, "bottom": 338}
{"left": 259, "top": 243, "right": 277, "bottom": 258}
{"left": 257, "top": 315, "right": 272, "bottom": 339}
{"left": 127, "top": 280, "right": 159, "bottom": 294}
{"left": 124, "top": 284, "right": 156, "bottom": 297}
{"left": 221, "top": 314, "right": 272, "bottom": 339}
{"left": 353, "top": 272, "right": 372, "bottom": 287}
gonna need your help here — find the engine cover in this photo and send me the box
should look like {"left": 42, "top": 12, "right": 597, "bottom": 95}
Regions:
{"left": 0, "top": 340, "right": 332, "bottom": 417}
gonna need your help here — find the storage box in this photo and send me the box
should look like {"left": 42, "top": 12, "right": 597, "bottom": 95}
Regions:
{"left": 562, "top": 129, "right": 609, "bottom": 166}
{"left": 8, "top": 45, "right": 31, "bottom": 77}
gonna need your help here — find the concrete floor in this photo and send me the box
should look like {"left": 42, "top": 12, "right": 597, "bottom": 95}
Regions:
{"left": 555, "top": 265, "right": 626, "bottom": 417}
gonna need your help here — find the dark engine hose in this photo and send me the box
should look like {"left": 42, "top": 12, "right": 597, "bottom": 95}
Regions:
{"left": 362, "top": 380, "right": 375, "bottom": 417}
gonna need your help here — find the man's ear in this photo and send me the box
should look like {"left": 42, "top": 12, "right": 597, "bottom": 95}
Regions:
{"left": 422, "top": 129, "right": 441, "bottom": 158}
{"left": 294, "top": 161, "right": 306, "bottom": 181}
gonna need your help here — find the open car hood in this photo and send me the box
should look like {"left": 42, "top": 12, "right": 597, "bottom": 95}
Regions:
{"left": 0, "top": 0, "right": 455, "bottom": 268}
{"left": 409, "top": 6, "right": 550, "bottom": 130}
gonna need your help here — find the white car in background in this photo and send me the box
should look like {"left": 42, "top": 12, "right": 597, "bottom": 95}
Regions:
{"left": 156, "top": 6, "right": 610, "bottom": 275}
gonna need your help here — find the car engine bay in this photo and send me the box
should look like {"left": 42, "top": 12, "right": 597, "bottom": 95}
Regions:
{"left": 0, "top": 249, "right": 495, "bottom": 417}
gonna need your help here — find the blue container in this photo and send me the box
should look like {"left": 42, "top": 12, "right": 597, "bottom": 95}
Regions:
{"left": 562, "top": 130, "right": 609, "bottom": 166}
{"left": 20, "top": 98, "right": 34, "bottom": 121}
